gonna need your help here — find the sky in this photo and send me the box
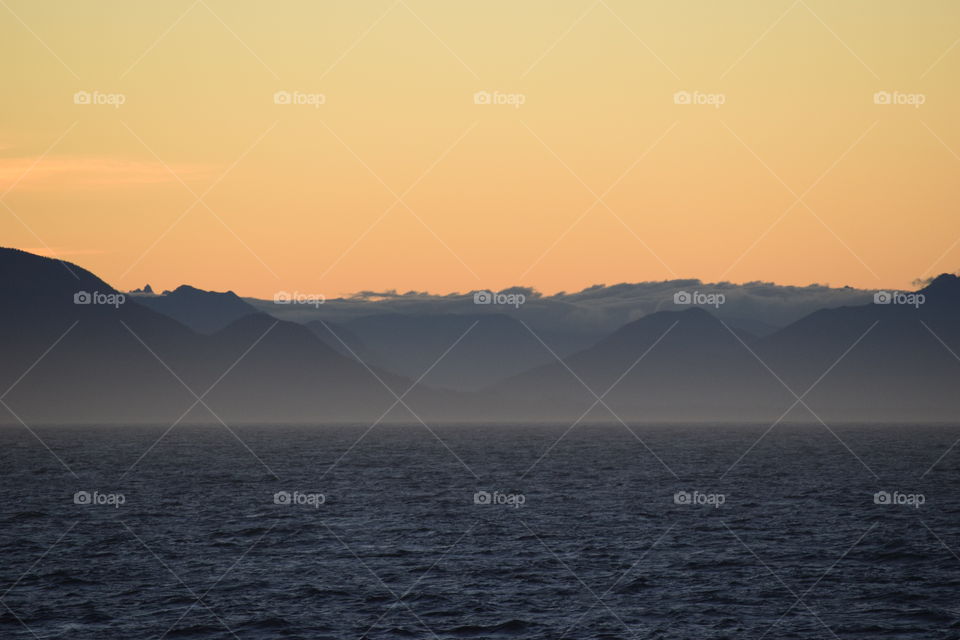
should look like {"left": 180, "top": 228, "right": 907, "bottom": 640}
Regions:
{"left": 2, "top": 0, "right": 959, "bottom": 298}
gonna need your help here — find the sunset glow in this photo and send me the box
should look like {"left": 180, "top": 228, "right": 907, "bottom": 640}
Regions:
{"left": 2, "top": 0, "right": 959, "bottom": 297}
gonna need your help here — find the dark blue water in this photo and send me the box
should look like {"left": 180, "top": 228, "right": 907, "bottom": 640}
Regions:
{"left": 1, "top": 423, "right": 959, "bottom": 639}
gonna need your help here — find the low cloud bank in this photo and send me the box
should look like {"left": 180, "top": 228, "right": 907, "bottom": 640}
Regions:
{"left": 250, "top": 279, "right": 876, "bottom": 337}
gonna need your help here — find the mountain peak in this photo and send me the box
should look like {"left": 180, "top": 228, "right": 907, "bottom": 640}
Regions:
{"left": 919, "top": 273, "right": 960, "bottom": 299}
{"left": 134, "top": 283, "right": 256, "bottom": 333}
{"left": 157, "top": 284, "right": 243, "bottom": 301}
{"left": 0, "top": 247, "right": 115, "bottom": 299}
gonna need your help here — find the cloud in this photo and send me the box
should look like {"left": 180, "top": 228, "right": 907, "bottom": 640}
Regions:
{"left": 0, "top": 155, "right": 215, "bottom": 191}
{"left": 252, "top": 279, "right": 879, "bottom": 338}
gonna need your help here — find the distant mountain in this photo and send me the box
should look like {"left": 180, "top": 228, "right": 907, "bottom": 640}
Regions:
{"left": 490, "top": 308, "right": 793, "bottom": 421}
{"left": 0, "top": 248, "right": 459, "bottom": 424}
{"left": 306, "top": 313, "right": 585, "bottom": 391}
{"left": 2, "top": 247, "right": 958, "bottom": 424}
{"left": 489, "top": 277, "right": 960, "bottom": 422}
{"left": 132, "top": 284, "right": 258, "bottom": 334}
{"left": 0, "top": 249, "right": 202, "bottom": 423}
{"left": 756, "top": 274, "right": 960, "bottom": 421}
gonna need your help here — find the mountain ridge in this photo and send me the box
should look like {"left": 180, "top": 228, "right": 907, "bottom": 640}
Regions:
{"left": 2, "top": 248, "right": 958, "bottom": 423}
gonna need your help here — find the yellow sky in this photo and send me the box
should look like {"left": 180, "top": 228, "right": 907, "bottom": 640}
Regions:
{"left": 2, "top": 0, "right": 959, "bottom": 297}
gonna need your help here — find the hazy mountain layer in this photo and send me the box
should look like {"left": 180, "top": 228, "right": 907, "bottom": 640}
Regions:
{"left": 2, "top": 248, "right": 958, "bottom": 423}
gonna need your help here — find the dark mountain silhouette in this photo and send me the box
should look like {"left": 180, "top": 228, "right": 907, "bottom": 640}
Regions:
{"left": 756, "top": 274, "right": 960, "bottom": 421}
{"left": 489, "top": 277, "right": 960, "bottom": 422}
{"left": 0, "top": 249, "right": 200, "bottom": 423}
{"left": 2, "top": 247, "right": 959, "bottom": 423}
{"left": 132, "top": 284, "right": 258, "bottom": 334}
{"left": 0, "top": 248, "right": 461, "bottom": 424}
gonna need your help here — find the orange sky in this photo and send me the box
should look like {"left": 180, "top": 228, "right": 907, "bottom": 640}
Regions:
{"left": 2, "top": 0, "right": 959, "bottom": 298}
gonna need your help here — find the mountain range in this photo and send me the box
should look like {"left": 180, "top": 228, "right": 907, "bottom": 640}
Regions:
{"left": 2, "top": 247, "right": 958, "bottom": 424}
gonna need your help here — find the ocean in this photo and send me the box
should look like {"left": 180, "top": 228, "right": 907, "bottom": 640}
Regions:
{"left": 1, "top": 423, "right": 958, "bottom": 639}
